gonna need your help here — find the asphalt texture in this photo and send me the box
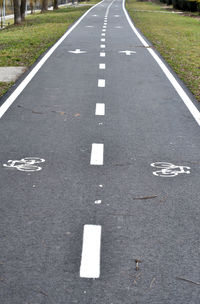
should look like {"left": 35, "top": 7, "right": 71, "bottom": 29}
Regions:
{"left": 0, "top": 0, "right": 200, "bottom": 303}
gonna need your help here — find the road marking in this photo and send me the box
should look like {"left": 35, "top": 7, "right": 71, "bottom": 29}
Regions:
{"left": 100, "top": 44, "right": 106, "bottom": 48}
{"left": 102, "top": 29, "right": 106, "bottom": 32}
{"left": 94, "top": 200, "right": 102, "bottom": 204}
{"left": 151, "top": 162, "right": 190, "bottom": 177}
{"left": 92, "top": 14, "right": 99, "bottom": 16}
{"left": 85, "top": 25, "right": 94, "bottom": 28}
{"left": 90, "top": 143, "right": 104, "bottom": 165}
{"left": 101, "top": 33, "right": 106, "bottom": 36}
{"left": 101, "top": 38, "right": 105, "bottom": 42}
{"left": 122, "top": 0, "right": 200, "bottom": 126}
{"left": 3, "top": 157, "right": 45, "bottom": 172}
{"left": 68, "top": 49, "right": 87, "bottom": 54}
{"left": 100, "top": 52, "right": 106, "bottom": 57}
{"left": 98, "top": 79, "right": 105, "bottom": 87}
{"left": 115, "top": 26, "right": 123, "bottom": 28}
{"left": 99, "top": 63, "right": 106, "bottom": 69}
{"left": 114, "top": 14, "right": 120, "bottom": 17}
{"left": 119, "top": 50, "right": 136, "bottom": 55}
{"left": 103, "top": 25, "right": 107, "bottom": 28}
{"left": 80, "top": 225, "right": 102, "bottom": 278}
{"left": 0, "top": 0, "right": 105, "bottom": 119}
{"left": 105, "top": 0, "right": 115, "bottom": 17}
{"left": 95, "top": 103, "right": 105, "bottom": 115}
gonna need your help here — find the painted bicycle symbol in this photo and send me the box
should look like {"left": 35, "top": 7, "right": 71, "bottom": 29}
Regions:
{"left": 3, "top": 157, "right": 45, "bottom": 172}
{"left": 151, "top": 162, "right": 190, "bottom": 177}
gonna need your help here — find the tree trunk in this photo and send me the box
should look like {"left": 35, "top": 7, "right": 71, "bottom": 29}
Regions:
{"left": 41, "top": 0, "right": 48, "bottom": 12}
{"left": 13, "top": 0, "right": 21, "bottom": 24}
{"left": 20, "top": 0, "right": 26, "bottom": 21}
{"left": 53, "top": 0, "right": 58, "bottom": 10}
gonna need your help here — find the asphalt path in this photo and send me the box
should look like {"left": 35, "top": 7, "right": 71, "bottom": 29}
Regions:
{"left": 0, "top": 0, "right": 200, "bottom": 303}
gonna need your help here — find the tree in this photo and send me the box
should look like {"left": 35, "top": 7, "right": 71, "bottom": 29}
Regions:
{"left": 41, "top": 0, "right": 48, "bottom": 13}
{"left": 20, "top": 0, "right": 27, "bottom": 21}
{"left": 53, "top": 0, "right": 58, "bottom": 10}
{"left": 13, "top": 0, "right": 21, "bottom": 24}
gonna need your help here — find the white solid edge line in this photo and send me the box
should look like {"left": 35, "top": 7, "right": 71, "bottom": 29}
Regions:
{"left": 95, "top": 103, "right": 105, "bottom": 115}
{"left": 0, "top": 0, "right": 105, "bottom": 120}
{"left": 98, "top": 79, "right": 105, "bottom": 87}
{"left": 90, "top": 143, "right": 104, "bottom": 165}
{"left": 122, "top": 0, "right": 200, "bottom": 126}
{"left": 80, "top": 225, "right": 102, "bottom": 278}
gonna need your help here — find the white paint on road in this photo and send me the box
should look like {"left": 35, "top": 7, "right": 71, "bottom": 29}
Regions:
{"left": 99, "top": 63, "right": 106, "bottom": 69}
{"left": 101, "top": 33, "right": 106, "bottom": 36}
{"left": 98, "top": 79, "right": 105, "bottom": 87}
{"left": 80, "top": 225, "right": 102, "bottom": 278}
{"left": 102, "top": 29, "right": 106, "bottom": 32}
{"left": 0, "top": 0, "right": 105, "bottom": 119}
{"left": 94, "top": 200, "right": 102, "bottom": 204}
{"left": 151, "top": 162, "right": 191, "bottom": 177}
{"left": 122, "top": 0, "right": 200, "bottom": 126}
{"left": 90, "top": 143, "right": 104, "bottom": 165}
{"left": 85, "top": 25, "right": 94, "bottom": 28}
{"left": 95, "top": 103, "right": 105, "bottom": 115}
{"left": 119, "top": 50, "right": 136, "bottom": 55}
{"left": 3, "top": 157, "right": 45, "bottom": 172}
{"left": 103, "top": 25, "right": 107, "bottom": 28}
{"left": 101, "top": 38, "right": 105, "bottom": 42}
{"left": 100, "top": 44, "right": 106, "bottom": 48}
{"left": 105, "top": 0, "right": 116, "bottom": 17}
{"left": 68, "top": 49, "right": 87, "bottom": 54}
{"left": 100, "top": 52, "right": 106, "bottom": 57}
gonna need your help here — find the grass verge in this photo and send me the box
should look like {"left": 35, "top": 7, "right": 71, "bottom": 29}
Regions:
{"left": 0, "top": 3, "right": 99, "bottom": 98}
{"left": 126, "top": 0, "right": 200, "bottom": 102}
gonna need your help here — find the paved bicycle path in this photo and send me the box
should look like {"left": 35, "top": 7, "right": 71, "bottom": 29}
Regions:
{"left": 0, "top": 0, "right": 200, "bottom": 303}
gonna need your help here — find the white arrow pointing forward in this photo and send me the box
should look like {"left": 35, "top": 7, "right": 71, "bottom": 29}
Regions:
{"left": 119, "top": 50, "right": 136, "bottom": 56}
{"left": 68, "top": 49, "right": 87, "bottom": 54}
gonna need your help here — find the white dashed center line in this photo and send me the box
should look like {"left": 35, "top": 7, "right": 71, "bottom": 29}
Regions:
{"left": 100, "top": 52, "right": 106, "bottom": 57}
{"left": 98, "top": 79, "right": 105, "bottom": 87}
{"left": 100, "top": 44, "right": 106, "bottom": 48}
{"left": 90, "top": 143, "right": 104, "bottom": 165}
{"left": 101, "top": 38, "right": 105, "bottom": 42}
{"left": 80, "top": 225, "right": 102, "bottom": 278}
{"left": 103, "top": 26, "right": 107, "bottom": 28}
{"left": 101, "top": 33, "right": 105, "bottom": 36}
{"left": 95, "top": 103, "right": 105, "bottom": 115}
{"left": 99, "top": 63, "right": 106, "bottom": 69}
{"left": 102, "top": 29, "right": 106, "bottom": 32}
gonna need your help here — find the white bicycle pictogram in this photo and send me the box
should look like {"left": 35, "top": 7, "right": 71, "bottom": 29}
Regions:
{"left": 151, "top": 162, "right": 190, "bottom": 177}
{"left": 3, "top": 157, "right": 45, "bottom": 172}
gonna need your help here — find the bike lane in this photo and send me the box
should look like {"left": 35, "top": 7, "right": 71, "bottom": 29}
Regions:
{"left": 0, "top": 0, "right": 200, "bottom": 303}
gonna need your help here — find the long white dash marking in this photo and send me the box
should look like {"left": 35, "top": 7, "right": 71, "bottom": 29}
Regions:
{"left": 0, "top": 0, "right": 105, "bottom": 120}
{"left": 80, "top": 225, "right": 102, "bottom": 278}
{"left": 99, "top": 63, "right": 106, "bottom": 69}
{"left": 90, "top": 143, "right": 104, "bottom": 165}
{"left": 122, "top": 0, "right": 200, "bottom": 126}
{"left": 100, "top": 52, "right": 106, "bottom": 57}
{"left": 98, "top": 79, "right": 105, "bottom": 87}
{"left": 95, "top": 103, "right": 105, "bottom": 115}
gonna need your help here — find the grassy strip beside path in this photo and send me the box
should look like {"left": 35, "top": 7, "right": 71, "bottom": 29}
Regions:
{"left": 0, "top": 4, "right": 99, "bottom": 98}
{"left": 126, "top": 0, "right": 200, "bottom": 102}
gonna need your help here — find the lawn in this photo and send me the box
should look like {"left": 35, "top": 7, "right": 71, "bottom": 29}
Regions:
{"left": 126, "top": 0, "right": 200, "bottom": 102}
{"left": 0, "top": 3, "right": 99, "bottom": 98}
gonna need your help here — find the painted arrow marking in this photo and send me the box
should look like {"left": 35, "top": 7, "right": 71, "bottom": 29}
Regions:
{"left": 119, "top": 50, "right": 136, "bottom": 55}
{"left": 68, "top": 49, "right": 87, "bottom": 54}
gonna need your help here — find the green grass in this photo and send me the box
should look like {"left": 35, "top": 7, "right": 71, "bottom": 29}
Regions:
{"left": 126, "top": 0, "right": 200, "bottom": 102}
{"left": 0, "top": 4, "right": 98, "bottom": 98}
